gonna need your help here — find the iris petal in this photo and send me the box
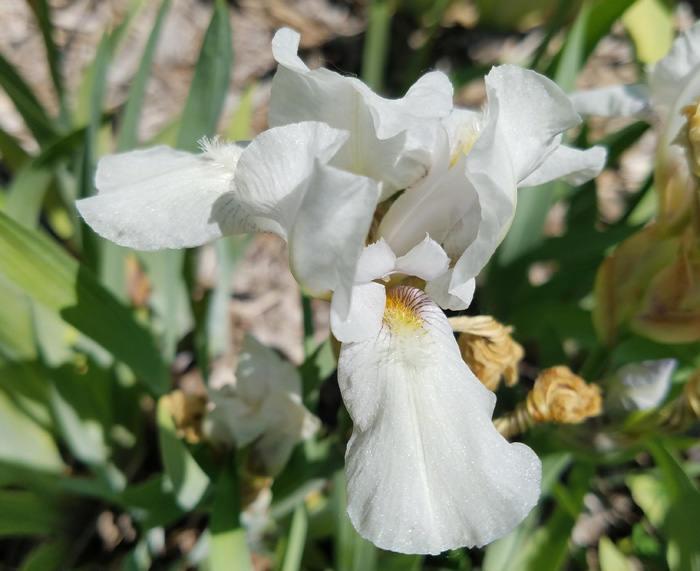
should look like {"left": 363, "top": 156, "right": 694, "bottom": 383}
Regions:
{"left": 339, "top": 286, "right": 541, "bottom": 554}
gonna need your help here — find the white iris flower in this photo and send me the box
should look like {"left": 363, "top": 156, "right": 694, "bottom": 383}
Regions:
{"left": 76, "top": 28, "right": 605, "bottom": 555}
{"left": 570, "top": 21, "right": 700, "bottom": 219}
{"left": 204, "top": 335, "right": 320, "bottom": 476}
{"left": 330, "top": 65, "right": 605, "bottom": 554}
{"left": 606, "top": 358, "right": 676, "bottom": 412}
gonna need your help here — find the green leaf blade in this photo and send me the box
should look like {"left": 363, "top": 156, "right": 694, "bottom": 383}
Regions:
{"left": 0, "top": 212, "right": 167, "bottom": 395}
{"left": 176, "top": 0, "right": 232, "bottom": 150}
{"left": 0, "top": 51, "right": 58, "bottom": 145}
{"left": 118, "top": 0, "right": 172, "bottom": 151}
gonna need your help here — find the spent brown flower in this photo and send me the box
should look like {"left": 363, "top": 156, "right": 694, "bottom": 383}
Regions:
{"left": 452, "top": 315, "right": 524, "bottom": 391}
{"left": 494, "top": 366, "right": 602, "bottom": 438}
{"left": 163, "top": 389, "right": 206, "bottom": 444}
{"left": 659, "top": 368, "right": 700, "bottom": 431}
{"left": 528, "top": 366, "right": 602, "bottom": 424}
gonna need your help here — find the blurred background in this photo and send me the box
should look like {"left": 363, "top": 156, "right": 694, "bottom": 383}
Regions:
{"left": 1, "top": 0, "right": 700, "bottom": 569}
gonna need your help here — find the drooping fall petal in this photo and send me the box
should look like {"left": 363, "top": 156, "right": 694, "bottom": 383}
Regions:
{"left": 338, "top": 286, "right": 541, "bottom": 554}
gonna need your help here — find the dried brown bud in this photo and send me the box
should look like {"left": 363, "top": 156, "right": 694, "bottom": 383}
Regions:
{"left": 527, "top": 366, "right": 602, "bottom": 424}
{"left": 163, "top": 390, "right": 206, "bottom": 444}
{"left": 632, "top": 228, "right": 700, "bottom": 344}
{"left": 125, "top": 254, "right": 151, "bottom": 307}
{"left": 452, "top": 316, "right": 524, "bottom": 391}
{"left": 682, "top": 101, "right": 700, "bottom": 178}
{"left": 241, "top": 474, "right": 273, "bottom": 510}
{"left": 685, "top": 369, "right": 700, "bottom": 419}
{"left": 659, "top": 368, "right": 700, "bottom": 431}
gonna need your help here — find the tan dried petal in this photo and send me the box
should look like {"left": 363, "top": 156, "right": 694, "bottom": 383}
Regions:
{"left": 682, "top": 101, "right": 700, "bottom": 178}
{"left": 658, "top": 368, "right": 700, "bottom": 431}
{"left": 632, "top": 229, "right": 700, "bottom": 343}
{"left": 163, "top": 390, "right": 206, "bottom": 444}
{"left": 453, "top": 316, "right": 524, "bottom": 391}
{"left": 241, "top": 474, "right": 273, "bottom": 510}
{"left": 125, "top": 254, "right": 151, "bottom": 308}
{"left": 527, "top": 366, "right": 602, "bottom": 424}
{"left": 683, "top": 368, "right": 700, "bottom": 419}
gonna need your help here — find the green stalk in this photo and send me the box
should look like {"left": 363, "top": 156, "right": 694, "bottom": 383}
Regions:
{"left": 361, "top": 0, "right": 397, "bottom": 92}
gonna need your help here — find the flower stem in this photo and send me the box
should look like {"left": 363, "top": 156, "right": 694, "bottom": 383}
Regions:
{"left": 362, "top": 0, "right": 396, "bottom": 92}
{"left": 301, "top": 292, "right": 315, "bottom": 359}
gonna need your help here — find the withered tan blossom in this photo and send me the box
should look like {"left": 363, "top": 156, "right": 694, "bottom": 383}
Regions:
{"left": 163, "top": 390, "right": 206, "bottom": 444}
{"left": 451, "top": 315, "right": 524, "bottom": 391}
{"left": 529, "top": 366, "right": 602, "bottom": 424}
{"left": 494, "top": 366, "right": 602, "bottom": 438}
{"left": 659, "top": 368, "right": 700, "bottom": 431}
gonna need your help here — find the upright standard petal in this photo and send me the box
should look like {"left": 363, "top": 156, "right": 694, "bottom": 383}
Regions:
{"left": 378, "top": 129, "right": 478, "bottom": 257}
{"left": 520, "top": 145, "right": 607, "bottom": 187}
{"left": 649, "top": 21, "right": 700, "bottom": 114}
{"left": 269, "top": 28, "right": 453, "bottom": 196}
{"left": 233, "top": 122, "right": 349, "bottom": 240}
{"left": 339, "top": 286, "right": 541, "bottom": 554}
{"left": 234, "top": 121, "right": 380, "bottom": 315}
{"left": 483, "top": 65, "right": 582, "bottom": 182}
{"left": 449, "top": 65, "right": 583, "bottom": 294}
{"left": 77, "top": 144, "right": 262, "bottom": 250}
{"left": 289, "top": 160, "right": 379, "bottom": 314}
{"left": 568, "top": 84, "right": 650, "bottom": 118}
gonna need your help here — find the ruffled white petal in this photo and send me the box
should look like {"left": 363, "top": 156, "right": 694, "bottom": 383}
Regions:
{"left": 609, "top": 359, "right": 676, "bottom": 412}
{"left": 233, "top": 122, "right": 348, "bottom": 239}
{"left": 649, "top": 21, "right": 700, "bottom": 112}
{"left": 204, "top": 335, "right": 319, "bottom": 473}
{"left": 269, "top": 28, "right": 453, "bottom": 196}
{"left": 289, "top": 161, "right": 380, "bottom": 313}
{"left": 448, "top": 65, "right": 582, "bottom": 295}
{"left": 568, "top": 84, "right": 650, "bottom": 118}
{"left": 253, "top": 390, "right": 321, "bottom": 475}
{"left": 94, "top": 146, "right": 194, "bottom": 193}
{"left": 331, "top": 281, "right": 387, "bottom": 343}
{"left": 270, "top": 27, "right": 309, "bottom": 73}
{"left": 367, "top": 73, "right": 454, "bottom": 141}
{"left": 425, "top": 271, "right": 473, "bottom": 311}
{"left": 354, "top": 238, "right": 397, "bottom": 283}
{"left": 484, "top": 65, "right": 581, "bottom": 182}
{"left": 519, "top": 145, "right": 607, "bottom": 187}
{"left": 77, "top": 144, "right": 261, "bottom": 250}
{"left": 339, "top": 286, "right": 541, "bottom": 554}
{"left": 378, "top": 130, "right": 478, "bottom": 256}
{"left": 395, "top": 235, "right": 450, "bottom": 282}
{"left": 233, "top": 121, "right": 379, "bottom": 311}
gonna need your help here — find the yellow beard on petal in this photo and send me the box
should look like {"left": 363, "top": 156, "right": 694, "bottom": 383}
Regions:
{"left": 383, "top": 286, "right": 426, "bottom": 335}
